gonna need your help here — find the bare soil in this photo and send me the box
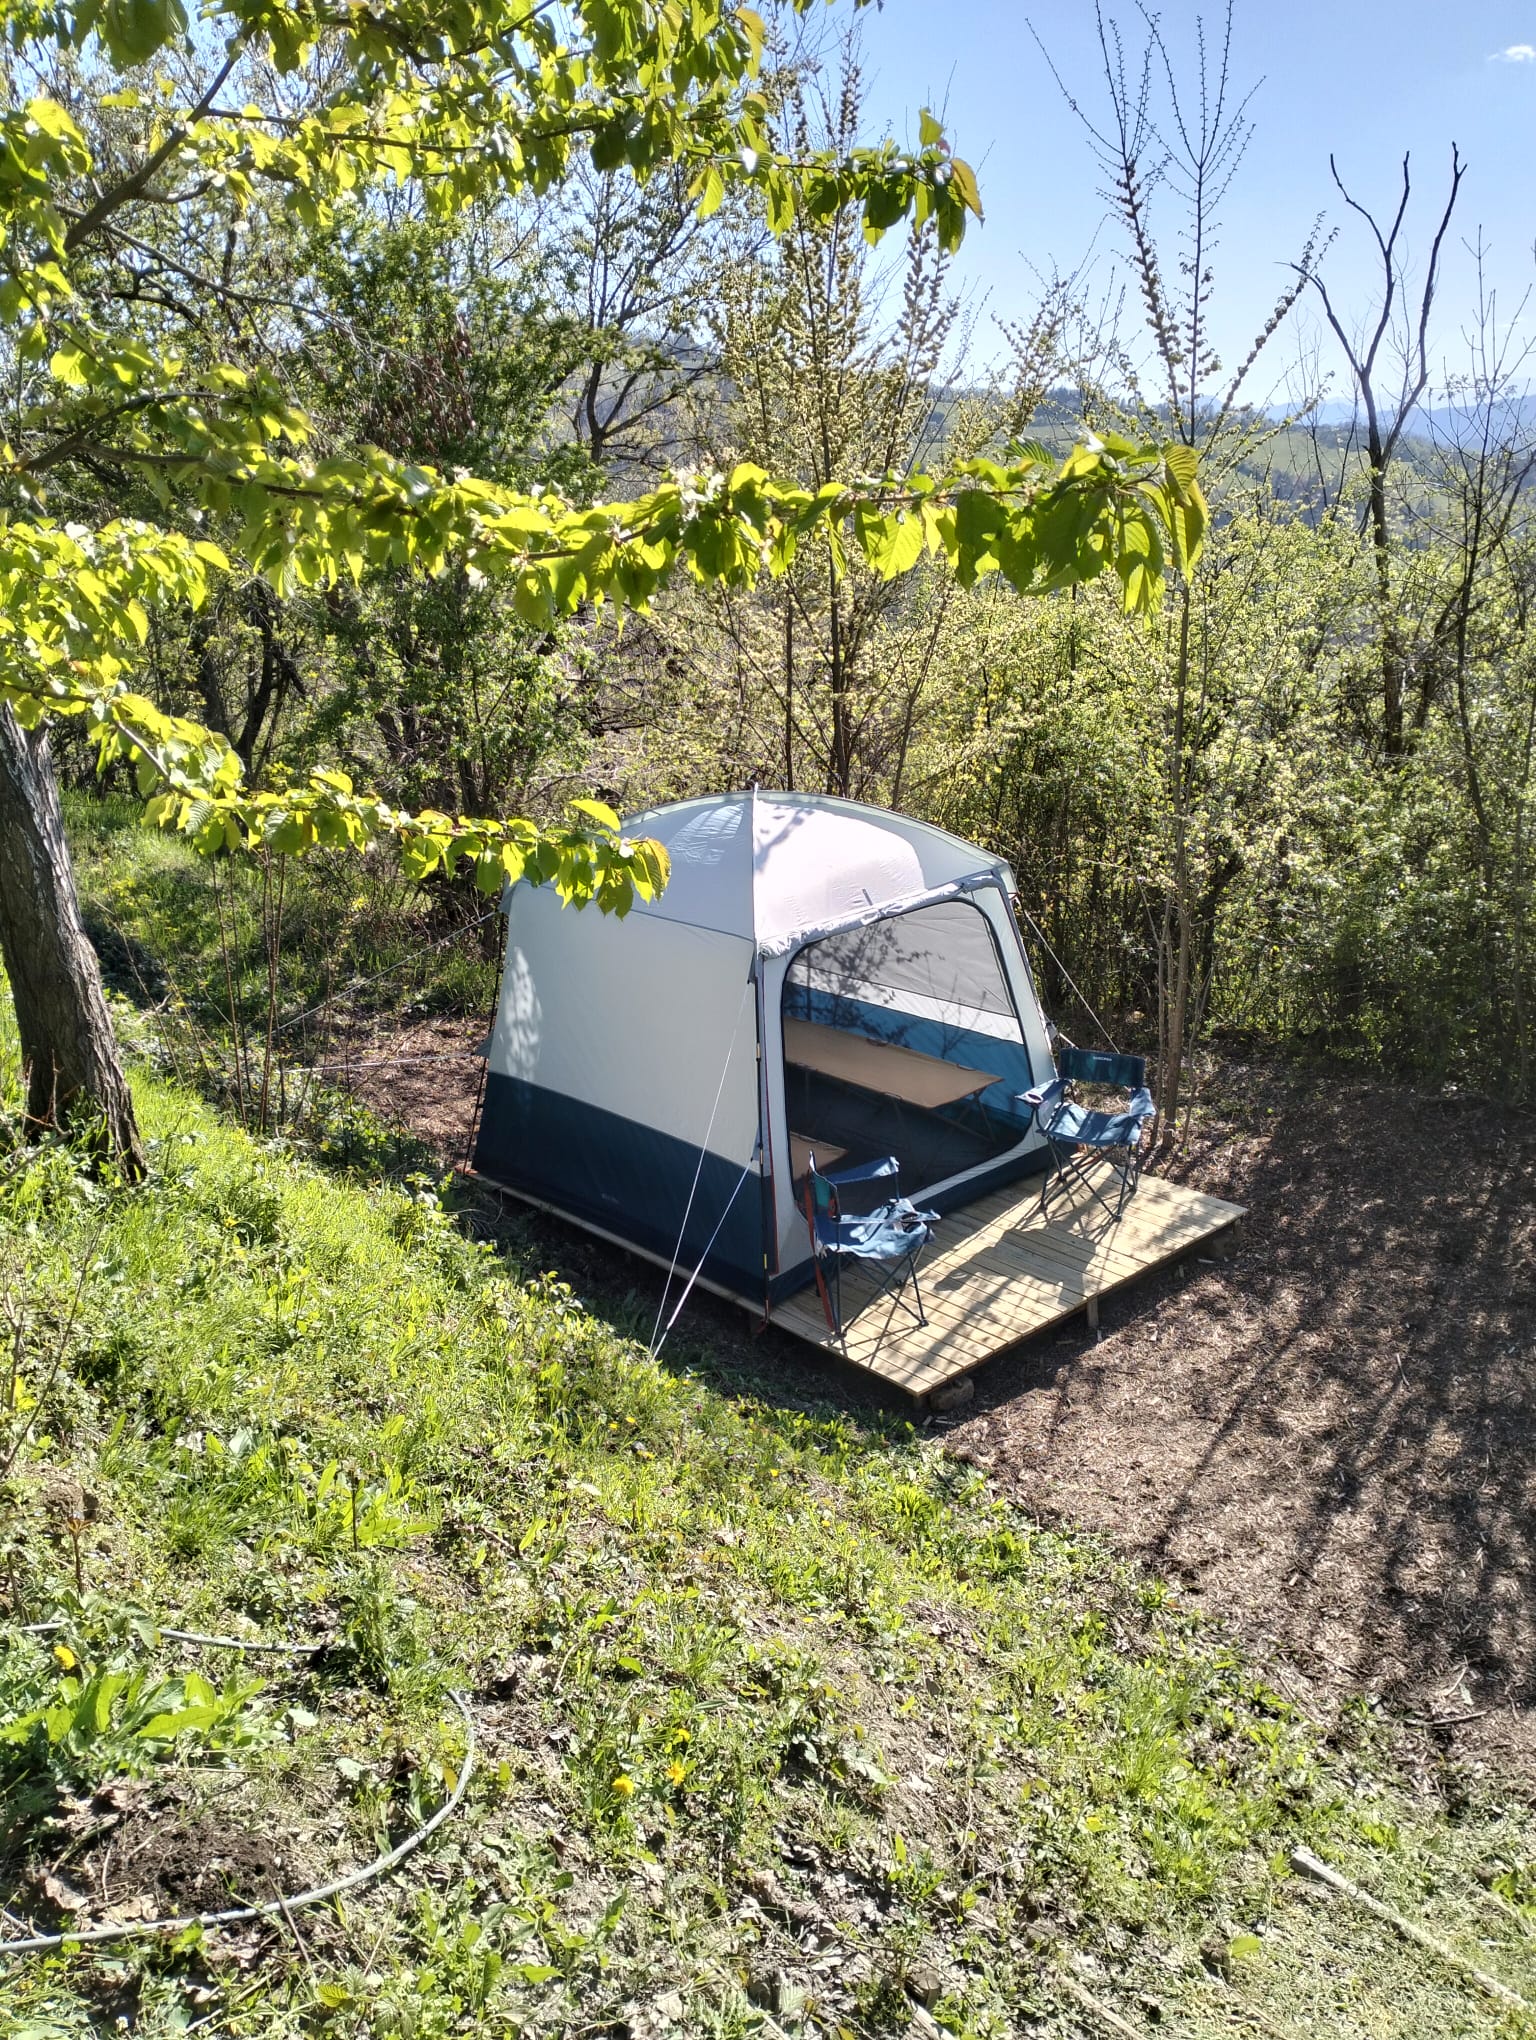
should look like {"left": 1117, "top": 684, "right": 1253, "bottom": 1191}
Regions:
{"left": 947, "top": 1055, "right": 1536, "bottom": 1777}
{"left": 328, "top": 1012, "right": 489, "bottom": 1167}
{"left": 87, "top": 1812, "right": 291, "bottom": 1918}
{"left": 17, "top": 1786, "right": 297, "bottom": 1934}
{"left": 356, "top": 1038, "right": 1536, "bottom": 1777}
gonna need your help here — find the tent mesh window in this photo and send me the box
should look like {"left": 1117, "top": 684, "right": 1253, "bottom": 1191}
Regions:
{"left": 783, "top": 899, "right": 1035, "bottom": 1193}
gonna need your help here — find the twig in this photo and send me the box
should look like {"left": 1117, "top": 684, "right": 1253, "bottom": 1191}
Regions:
{"left": 23, "top": 1618, "right": 323, "bottom": 1655}
{"left": 1057, "top": 1969, "right": 1148, "bottom": 2039}
{"left": 1269, "top": 1665, "right": 1326, "bottom": 1729}
{"left": 1289, "top": 1846, "right": 1534, "bottom": 2017}
{"left": 1205, "top": 1973, "right": 1313, "bottom": 2040}
{"left": 1478, "top": 1884, "right": 1536, "bottom": 1943}
{"left": 276, "top": 1891, "right": 322, "bottom": 1990}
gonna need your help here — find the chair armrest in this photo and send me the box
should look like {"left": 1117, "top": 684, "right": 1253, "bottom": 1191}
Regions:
{"left": 1126, "top": 1086, "right": 1156, "bottom": 1122}
{"left": 1021, "top": 1078, "right": 1069, "bottom": 1111}
{"left": 889, "top": 1195, "right": 940, "bottom": 1227}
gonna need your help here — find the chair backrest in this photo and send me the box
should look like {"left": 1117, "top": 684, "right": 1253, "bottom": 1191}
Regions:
{"left": 804, "top": 1153, "right": 898, "bottom": 1228}
{"left": 1058, "top": 1045, "right": 1148, "bottom": 1091}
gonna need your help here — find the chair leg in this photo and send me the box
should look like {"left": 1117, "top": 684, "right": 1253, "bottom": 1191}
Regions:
{"left": 808, "top": 1248, "right": 840, "bottom": 1342}
{"left": 832, "top": 1243, "right": 931, "bottom": 1347}
{"left": 1040, "top": 1136, "right": 1070, "bottom": 1212}
{"left": 908, "top": 1249, "right": 928, "bottom": 1330}
{"left": 1112, "top": 1139, "right": 1144, "bottom": 1220}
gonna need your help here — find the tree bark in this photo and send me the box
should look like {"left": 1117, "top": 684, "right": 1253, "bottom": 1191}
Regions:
{"left": 0, "top": 707, "right": 145, "bottom": 1178}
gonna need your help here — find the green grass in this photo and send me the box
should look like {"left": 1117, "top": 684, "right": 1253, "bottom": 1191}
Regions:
{"left": 62, "top": 791, "right": 497, "bottom": 1136}
{"left": 3, "top": 1009, "right": 1536, "bottom": 2035}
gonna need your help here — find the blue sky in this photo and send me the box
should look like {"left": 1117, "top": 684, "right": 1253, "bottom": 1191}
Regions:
{"left": 835, "top": 0, "right": 1536, "bottom": 404}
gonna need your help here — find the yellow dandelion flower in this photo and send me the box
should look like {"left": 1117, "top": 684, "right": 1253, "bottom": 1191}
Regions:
{"left": 612, "top": 1774, "right": 635, "bottom": 1798}
{"left": 665, "top": 1760, "right": 687, "bottom": 1787}
{"left": 52, "top": 1643, "right": 77, "bottom": 1671}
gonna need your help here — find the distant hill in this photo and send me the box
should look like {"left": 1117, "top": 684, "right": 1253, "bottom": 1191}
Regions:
{"left": 1265, "top": 392, "right": 1536, "bottom": 440}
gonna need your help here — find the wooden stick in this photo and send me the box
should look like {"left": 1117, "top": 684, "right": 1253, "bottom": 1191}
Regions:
{"left": 1057, "top": 1971, "right": 1147, "bottom": 2039}
{"left": 1290, "top": 1846, "right": 1534, "bottom": 2016}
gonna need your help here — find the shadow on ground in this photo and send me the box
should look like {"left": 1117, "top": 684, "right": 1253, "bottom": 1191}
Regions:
{"left": 363, "top": 1032, "right": 1536, "bottom": 1777}
{"left": 946, "top": 1054, "right": 1536, "bottom": 1775}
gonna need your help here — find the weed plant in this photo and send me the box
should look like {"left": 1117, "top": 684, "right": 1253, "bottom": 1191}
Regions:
{"left": 62, "top": 791, "right": 497, "bottom": 1145}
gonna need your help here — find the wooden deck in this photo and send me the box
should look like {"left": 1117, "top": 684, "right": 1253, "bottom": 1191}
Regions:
{"left": 770, "top": 1165, "right": 1245, "bottom": 1402}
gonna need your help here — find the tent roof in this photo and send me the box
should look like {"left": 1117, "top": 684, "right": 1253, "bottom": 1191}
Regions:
{"left": 622, "top": 791, "right": 1009, "bottom": 948}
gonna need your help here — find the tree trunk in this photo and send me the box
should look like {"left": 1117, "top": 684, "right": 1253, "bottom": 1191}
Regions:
{"left": 0, "top": 707, "right": 145, "bottom": 1178}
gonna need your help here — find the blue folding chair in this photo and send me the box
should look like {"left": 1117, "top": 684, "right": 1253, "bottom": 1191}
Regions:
{"left": 1024, "top": 1047, "right": 1157, "bottom": 1222}
{"left": 801, "top": 1155, "right": 938, "bottom": 1353}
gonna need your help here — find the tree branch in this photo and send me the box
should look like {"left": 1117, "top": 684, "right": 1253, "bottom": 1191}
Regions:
{"left": 64, "top": 44, "right": 245, "bottom": 254}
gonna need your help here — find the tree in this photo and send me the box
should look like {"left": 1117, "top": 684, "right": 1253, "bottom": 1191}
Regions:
{"left": 295, "top": 205, "right": 604, "bottom": 817}
{"left": 547, "top": 155, "right": 743, "bottom": 481}
{"left": 1033, "top": 0, "right": 1319, "bottom": 1126}
{"left": 705, "top": 39, "right": 963, "bottom": 801}
{"left": 0, "top": 0, "right": 1204, "bottom": 1173}
{"left": 0, "top": 709, "right": 143, "bottom": 1167}
{"left": 1301, "top": 148, "right": 1465, "bottom": 754}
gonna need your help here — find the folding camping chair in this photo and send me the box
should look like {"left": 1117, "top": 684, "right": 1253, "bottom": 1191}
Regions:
{"left": 801, "top": 1154, "right": 938, "bottom": 1354}
{"left": 1024, "top": 1047, "right": 1157, "bottom": 1223}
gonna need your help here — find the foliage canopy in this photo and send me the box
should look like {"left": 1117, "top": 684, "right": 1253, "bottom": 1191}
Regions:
{"left": 0, "top": 0, "right": 1204, "bottom": 912}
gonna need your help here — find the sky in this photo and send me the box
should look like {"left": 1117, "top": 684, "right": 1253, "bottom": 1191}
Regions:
{"left": 831, "top": 0, "right": 1536, "bottom": 407}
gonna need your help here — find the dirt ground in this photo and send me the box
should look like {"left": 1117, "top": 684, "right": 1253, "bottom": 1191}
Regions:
{"left": 328, "top": 1012, "right": 490, "bottom": 1169}
{"left": 354, "top": 1034, "right": 1536, "bottom": 1778}
{"left": 946, "top": 1056, "right": 1536, "bottom": 1778}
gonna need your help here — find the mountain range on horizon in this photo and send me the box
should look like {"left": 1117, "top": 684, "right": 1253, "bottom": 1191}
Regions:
{"left": 1266, "top": 392, "right": 1536, "bottom": 436}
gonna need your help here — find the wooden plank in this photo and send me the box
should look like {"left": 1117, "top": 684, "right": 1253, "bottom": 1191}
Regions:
{"left": 787, "top": 1280, "right": 1064, "bottom": 1370}
{"left": 954, "top": 1205, "right": 1149, "bottom": 1271}
{"left": 769, "top": 1169, "right": 1245, "bottom": 1400}
{"left": 777, "top": 1278, "right": 1042, "bottom": 1365}
{"left": 776, "top": 1313, "right": 1000, "bottom": 1387}
{"left": 822, "top": 1264, "right": 1066, "bottom": 1340}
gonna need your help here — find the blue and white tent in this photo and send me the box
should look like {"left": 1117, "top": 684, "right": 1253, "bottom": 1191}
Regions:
{"left": 474, "top": 791, "right": 1056, "bottom": 1312}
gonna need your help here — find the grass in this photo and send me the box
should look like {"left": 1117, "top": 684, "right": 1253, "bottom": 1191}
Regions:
{"left": 62, "top": 789, "right": 497, "bottom": 1142}
{"left": 1, "top": 811, "right": 1534, "bottom": 2035}
{"left": 1, "top": 1057, "right": 1536, "bottom": 2034}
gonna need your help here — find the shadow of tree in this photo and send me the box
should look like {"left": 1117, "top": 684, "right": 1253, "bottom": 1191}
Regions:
{"left": 953, "top": 1054, "right": 1536, "bottom": 1767}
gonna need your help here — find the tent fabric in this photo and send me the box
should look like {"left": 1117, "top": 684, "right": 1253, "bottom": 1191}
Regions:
{"left": 476, "top": 790, "right": 1055, "bottom": 1312}
{"left": 622, "top": 792, "right": 1002, "bottom": 947}
{"left": 490, "top": 884, "right": 759, "bottom": 1169}
{"left": 788, "top": 898, "right": 1025, "bottom": 1035}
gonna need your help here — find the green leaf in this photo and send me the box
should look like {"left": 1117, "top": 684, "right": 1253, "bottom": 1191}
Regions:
{"left": 98, "top": 0, "right": 188, "bottom": 68}
{"left": 919, "top": 107, "right": 944, "bottom": 147}
{"left": 1164, "top": 443, "right": 1200, "bottom": 494}
{"left": 696, "top": 162, "right": 726, "bottom": 219}
{"left": 137, "top": 1704, "right": 220, "bottom": 1740}
{"left": 570, "top": 797, "right": 621, "bottom": 832}
{"left": 949, "top": 155, "right": 982, "bottom": 219}
{"left": 875, "top": 510, "right": 924, "bottom": 580}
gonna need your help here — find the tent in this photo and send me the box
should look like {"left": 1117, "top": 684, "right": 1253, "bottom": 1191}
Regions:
{"left": 474, "top": 791, "right": 1056, "bottom": 1313}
